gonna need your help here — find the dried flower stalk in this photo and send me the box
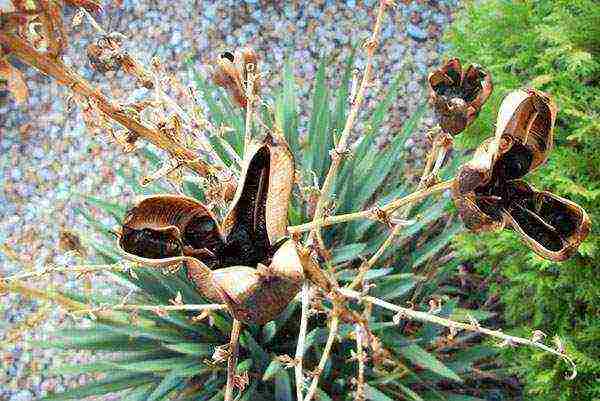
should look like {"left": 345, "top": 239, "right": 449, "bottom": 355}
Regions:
{"left": 309, "top": 0, "right": 390, "bottom": 250}
{"left": 338, "top": 288, "right": 577, "bottom": 380}
{"left": 0, "top": 32, "right": 218, "bottom": 179}
{"left": 225, "top": 319, "right": 243, "bottom": 401}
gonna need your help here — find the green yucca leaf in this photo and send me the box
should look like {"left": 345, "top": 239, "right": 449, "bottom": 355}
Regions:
{"left": 33, "top": 334, "right": 159, "bottom": 352}
{"left": 411, "top": 222, "right": 462, "bottom": 269}
{"left": 98, "top": 321, "right": 188, "bottom": 343}
{"left": 73, "top": 206, "right": 114, "bottom": 236}
{"left": 398, "top": 344, "right": 462, "bottom": 383}
{"left": 372, "top": 273, "right": 422, "bottom": 300}
{"left": 337, "top": 267, "right": 394, "bottom": 282}
{"left": 275, "top": 60, "right": 300, "bottom": 155}
{"left": 331, "top": 242, "right": 367, "bottom": 265}
{"left": 45, "top": 352, "right": 166, "bottom": 376}
{"left": 398, "top": 383, "right": 426, "bottom": 401}
{"left": 274, "top": 369, "right": 293, "bottom": 401}
{"left": 146, "top": 369, "right": 186, "bottom": 401}
{"left": 262, "top": 358, "right": 283, "bottom": 381}
{"left": 116, "top": 166, "right": 168, "bottom": 195}
{"left": 79, "top": 193, "right": 126, "bottom": 222}
{"left": 107, "top": 356, "right": 198, "bottom": 373}
{"left": 422, "top": 393, "right": 485, "bottom": 401}
{"left": 364, "top": 384, "right": 396, "bottom": 401}
{"left": 122, "top": 383, "right": 156, "bottom": 401}
{"left": 332, "top": 45, "right": 356, "bottom": 135}
{"left": 307, "top": 57, "right": 333, "bottom": 181}
{"left": 241, "top": 331, "right": 269, "bottom": 370}
{"left": 164, "top": 342, "right": 213, "bottom": 356}
{"left": 40, "top": 373, "right": 156, "bottom": 400}
{"left": 140, "top": 147, "right": 162, "bottom": 168}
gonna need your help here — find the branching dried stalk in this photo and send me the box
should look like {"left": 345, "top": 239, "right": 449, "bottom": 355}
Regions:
{"left": 288, "top": 179, "right": 455, "bottom": 234}
{"left": 308, "top": 0, "right": 390, "bottom": 250}
{"left": 304, "top": 307, "right": 340, "bottom": 401}
{"left": 338, "top": 288, "right": 577, "bottom": 380}
{"left": 354, "top": 324, "right": 367, "bottom": 401}
{"left": 70, "top": 302, "right": 226, "bottom": 317}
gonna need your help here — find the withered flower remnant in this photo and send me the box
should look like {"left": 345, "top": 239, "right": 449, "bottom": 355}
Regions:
{"left": 211, "top": 48, "right": 260, "bottom": 108}
{"left": 453, "top": 89, "right": 590, "bottom": 261}
{"left": 118, "top": 134, "right": 303, "bottom": 324}
{"left": 428, "top": 58, "right": 493, "bottom": 135}
{"left": 86, "top": 33, "right": 153, "bottom": 89}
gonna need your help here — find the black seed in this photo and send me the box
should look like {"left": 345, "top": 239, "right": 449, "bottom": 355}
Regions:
{"left": 221, "top": 51, "right": 234, "bottom": 62}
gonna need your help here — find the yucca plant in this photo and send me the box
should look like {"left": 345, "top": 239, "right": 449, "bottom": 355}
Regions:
{"left": 1, "top": 1, "right": 588, "bottom": 401}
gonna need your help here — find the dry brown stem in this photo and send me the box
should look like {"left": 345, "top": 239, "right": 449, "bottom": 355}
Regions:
{"left": 225, "top": 319, "right": 243, "bottom": 401}
{"left": 308, "top": 0, "right": 390, "bottom": 250}
{"left": 0, "top": 32, "right": 219, "bottom": 179}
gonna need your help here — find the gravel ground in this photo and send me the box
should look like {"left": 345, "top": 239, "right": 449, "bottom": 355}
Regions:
{"left": 0, "top": 0, "right": 459, "bottom": 399}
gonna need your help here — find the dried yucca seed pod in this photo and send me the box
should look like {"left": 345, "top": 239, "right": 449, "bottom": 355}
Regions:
{"left": 452, "top": 90, "right": 590, "bottom": 261}
{"left": 428, "top": 58, "right": 493, "bottom": 135}
{"left": 117, "top": 134, "right": 302, "bottom": 324}
{"left": 211, "top": 48, "right": 260, "bottom": 108}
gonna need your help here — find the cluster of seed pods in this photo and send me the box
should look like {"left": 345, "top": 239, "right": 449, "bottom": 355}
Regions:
{"left": 428, "top": 59, "right": 590, "bottom": 261}
{"left": 117, "top": 54, "right": 591, "bottom": 325}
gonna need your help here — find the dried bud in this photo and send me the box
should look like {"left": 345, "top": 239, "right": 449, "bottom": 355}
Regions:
{"left": 58, "top": 229, "right": 87, "bottom": 257}
{"left": 428, "top": 58, "right": 492, "bottom": 135}
{"left": 211, "top": 48, "right": 260, "bottom": 108}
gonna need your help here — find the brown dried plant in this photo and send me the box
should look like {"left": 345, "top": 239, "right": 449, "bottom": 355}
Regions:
{"left": 0, "top": 1, "right": 591, "bottom": 400}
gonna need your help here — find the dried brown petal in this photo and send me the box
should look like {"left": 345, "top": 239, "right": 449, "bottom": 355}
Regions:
{"left": 494, "top": 89, "right": 556, "bottom": 176}
{"left": 454, "top": 130, "right": 590, "bottom": 260}
{"left": 222, "top": 135, "right": 295, "bottom": 253}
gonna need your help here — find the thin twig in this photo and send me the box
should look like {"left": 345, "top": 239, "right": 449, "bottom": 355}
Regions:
{"left": 354, "top": 324, "right": 366, "bottom": 401}
{"left": 338, "top": 288, "right": 577, "bottom": 380}
{"left": 288, "top": 178, "right": 455, "bottom": 234}
{"left": 225, "top": 319, "right": 243, "bottom": 401}
{"left": 308, "top": 0, "right": 390, "bottom": 249}
{"left": 295, "top": 282, "right": 311, "bottom": 401}
{"left": 304, "top": 308, "right": 340, "bottom": 401}
{"left": 3, "top": 264, "right": 123, "bottom": 281}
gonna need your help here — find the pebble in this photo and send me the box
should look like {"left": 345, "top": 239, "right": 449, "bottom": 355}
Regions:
{"left": 1, "top": 1, "right": 457, "bottom": 399}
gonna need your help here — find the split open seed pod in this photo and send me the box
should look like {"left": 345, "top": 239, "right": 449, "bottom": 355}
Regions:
{"left": 211, "top": 48, "right": 260, "bottom": 108}
{"left": 118, "top": 134, "right": 303, "bottom": 324}
{"left": 428, "top": 58, "right": 493, "bottom": 135}
{"left": 501, "top": 180, "right": 590, "bottom": 261}
{"left": 452, "top": 89, "right": 590, "bottom": 261}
